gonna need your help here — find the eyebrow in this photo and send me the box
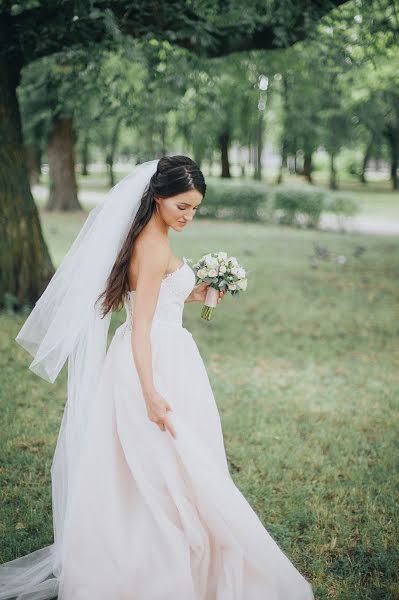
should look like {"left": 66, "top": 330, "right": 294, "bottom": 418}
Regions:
{"left": 178, "top": 201, "right": 202, "bottom": 206}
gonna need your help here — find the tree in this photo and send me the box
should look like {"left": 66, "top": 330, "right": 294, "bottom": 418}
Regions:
{"left": 0, "top": 0, "right": 357, "bottom": 307}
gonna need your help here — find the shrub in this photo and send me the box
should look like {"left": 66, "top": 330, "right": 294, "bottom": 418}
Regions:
{"left": 196, "top": 178, "right": 359, "bottom": 229}
{"left": 198, "top": 179, "right": 272, "bottom": 223}
{"left": 324, "top": 192, "right": 358, "bottom": 217}
{"left": 273, "top": 186, "right": 325, "bottom": 228}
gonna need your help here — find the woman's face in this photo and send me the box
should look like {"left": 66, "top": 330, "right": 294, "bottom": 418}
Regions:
{"left": 154, "top": 189, "right": 203, "bottom": 231}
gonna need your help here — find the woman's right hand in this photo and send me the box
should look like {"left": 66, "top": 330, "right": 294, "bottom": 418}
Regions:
{"left": 144, "top": 389, "right": 177, "bottom": 439}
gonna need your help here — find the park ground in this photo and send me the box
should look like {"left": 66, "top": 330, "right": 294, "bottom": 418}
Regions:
{"left": 1, "top": 176, "right": 398, "bottom": 599}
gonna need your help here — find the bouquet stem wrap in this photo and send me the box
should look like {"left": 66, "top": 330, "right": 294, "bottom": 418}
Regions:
{"left": 201, "top": 287, "right": 219, "bottom": 321}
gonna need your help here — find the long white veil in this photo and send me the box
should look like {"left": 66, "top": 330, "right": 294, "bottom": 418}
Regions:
{"left": 0, "top": 159, "right": 159, "bottom": 600}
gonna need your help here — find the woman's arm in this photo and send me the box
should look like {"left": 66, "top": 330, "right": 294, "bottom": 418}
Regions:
{"left": 130, "top": 240, "right": 176, "bottom": 438}
{"left": 130, "top": 240, "right": 167, "bottom": 398}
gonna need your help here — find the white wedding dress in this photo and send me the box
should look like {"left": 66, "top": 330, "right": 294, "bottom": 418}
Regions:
{"left": 53, "top": 257, "right": 313, "bottom": 599}
{"left": 58, "top": 259, "right": 313, "bottom": 600}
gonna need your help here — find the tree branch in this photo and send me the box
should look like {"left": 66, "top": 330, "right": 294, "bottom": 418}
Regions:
{"left": 3, "top": 0, "right": 352, "bottom": 67}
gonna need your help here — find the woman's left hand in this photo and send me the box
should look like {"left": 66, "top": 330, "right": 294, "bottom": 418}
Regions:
{"left": 192, "top": 282, "right": 227, "bottom": 304}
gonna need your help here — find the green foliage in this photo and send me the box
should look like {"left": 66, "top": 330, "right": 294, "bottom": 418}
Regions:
{"left": 198, "top": 179, "right": 359, "bottom": 229}
{"left": 197, "top": 179, "right": 272, "bottom": 222}
{"left": 324, "top": 192, "right": 358, "bottom": 218}
{"left": 273, "top": 186, "right": 359, "bottom": 228}
{"left": 273, "top": 186, "right": 325, "bottom": 228}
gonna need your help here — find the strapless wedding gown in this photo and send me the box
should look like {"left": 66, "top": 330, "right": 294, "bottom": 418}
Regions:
{"left": 28, "top": 258, "right": 316, "bottom": 599}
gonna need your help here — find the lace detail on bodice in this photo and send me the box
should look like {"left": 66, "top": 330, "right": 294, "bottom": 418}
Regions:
{"left": 122, "top": 257, "right": 195, "bottom": 332}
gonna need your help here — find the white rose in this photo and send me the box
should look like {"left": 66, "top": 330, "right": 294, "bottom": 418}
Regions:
{"left": 230, "top": 266, "right": 239, "bottom": 275}
{"left": 219, "top": 265, "right": 227, "bottom": 274}
{"left": 229, "top": 257, "right": 238, "bottom": 267}
{"left": 197, "top": 268, "right": 208, "bottom": 279}
{"left": 217, "top": 251, "right": 227, "bottom": 260}
{"left": 205, "top": 256, "right": 218, "bottom": 268}
{"left": 208, "top": 269, "right": 218, "bottom": 277}
{"left": 228, "top": 283, "right": 237, "bottom": 290}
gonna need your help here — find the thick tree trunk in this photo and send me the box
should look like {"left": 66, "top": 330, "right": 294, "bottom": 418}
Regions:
{"left": 219, "top": 131, "right": 231, "bottom": 178}
{"left": 303, "top": 152, "right": 313, "bottom": 184}
{"left": 81, "top": 133, "right": 90, "bottom": 176}
{"left": 47, "top": 117, "right": 81, "bottom": 210}
{"left": 329, "top": 152, "right": 338, "bottom": 190}
{"left": 0, "top": 56, "right": 54, "bottom": 308}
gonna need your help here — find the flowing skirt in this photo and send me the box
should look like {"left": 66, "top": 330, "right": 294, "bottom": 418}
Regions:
{"left": 58, "top": 321, "right": 314, "bottom": 600}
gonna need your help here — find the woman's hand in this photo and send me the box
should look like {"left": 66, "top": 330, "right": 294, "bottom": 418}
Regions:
{"left": 191, "top": 282, "right": 228, "bottom": 304}
{"left": 144, "top": 389, "right": 176, "bottom": 438}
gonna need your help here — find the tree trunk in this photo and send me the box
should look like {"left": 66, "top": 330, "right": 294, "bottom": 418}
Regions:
{"left": 25, "top": 143, "right": 41, "bottom": 185}
{"left": 386, "top": 127, "right": 399, "bottom": 191}
{"left": 106, "top": 117, "right": 122, "bottom": 189}
{"left": 276, "top": 138, "right": 287, "bottom": 184}
{"left": 329, "top": 152, "right": 338, "bottom": 190}
{"left": 277, "top": 76, "right": 289, "bottom": 185}
{"left": 254, "top": 109, "right": 264, "bottom": 181}
{"left": 294, "top": 150, "right": 298, "bottom": 174}
{"left": 360, "top": 137, "right": 373, "bottom": 184}
{"left": 219, "top": 131, "right": 231, "bottom": 178}
{"left": 0, "top": 55, "right": 54, "bottom": 308}
{"left": 160, "top": 120, "right": 167, "bottom": 156}
{"left": 81, "top": 133, "right": 90, "bottom": 176}
{"left": 303, "top": 152, "right": 313, "bottom": 184}
{"left": 47, "top": 117, "right": 81, "bottom": 210}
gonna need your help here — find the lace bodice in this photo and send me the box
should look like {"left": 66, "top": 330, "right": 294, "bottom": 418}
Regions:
{"left": 121, "top": 257, "right": 195, "bottom": 332}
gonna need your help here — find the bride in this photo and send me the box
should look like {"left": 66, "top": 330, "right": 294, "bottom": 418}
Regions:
{"left": 0, "top": 155, "right": 314, "bottom": 599}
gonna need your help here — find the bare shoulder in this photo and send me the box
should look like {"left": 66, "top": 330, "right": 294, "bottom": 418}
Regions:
{"left": 130, "top": 233, "right": 170, "bottom": 283}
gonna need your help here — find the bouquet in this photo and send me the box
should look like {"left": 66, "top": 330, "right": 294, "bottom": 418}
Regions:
{"left": 191, "top": 251, "right": 248, "bottom": 321}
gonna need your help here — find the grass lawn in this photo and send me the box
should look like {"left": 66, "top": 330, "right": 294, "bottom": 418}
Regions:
{"left": 1, "top": 215, "right": 398, "bottom": 599}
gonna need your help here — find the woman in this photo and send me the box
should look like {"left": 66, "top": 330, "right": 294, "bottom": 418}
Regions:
{"left": 0, "top": 156, "right": 314, "bottom": 599}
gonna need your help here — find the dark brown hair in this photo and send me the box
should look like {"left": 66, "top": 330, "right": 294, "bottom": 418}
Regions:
{"left": 95, "top": 155, "right": 206, "bottom": 318}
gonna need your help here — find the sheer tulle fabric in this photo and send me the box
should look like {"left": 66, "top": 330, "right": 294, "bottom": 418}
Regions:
{"left": 0, "top": 161, "right": 159, "bottom": 599}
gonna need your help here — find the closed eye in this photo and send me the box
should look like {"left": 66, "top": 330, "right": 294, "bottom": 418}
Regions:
{"left": 178, "top": 206, "right": 198, "bottom": 210}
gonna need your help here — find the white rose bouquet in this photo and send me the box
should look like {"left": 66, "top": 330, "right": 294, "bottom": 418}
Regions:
{"left": 191, "top": 251, "right": 248, "bottom": 321}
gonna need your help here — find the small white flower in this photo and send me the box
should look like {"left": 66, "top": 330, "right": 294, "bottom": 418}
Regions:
{"left": 219, "top": 265, "right": 227, "bottom": 274}
{"left": 228, "top": 283, "right": 237, "bottom": 290}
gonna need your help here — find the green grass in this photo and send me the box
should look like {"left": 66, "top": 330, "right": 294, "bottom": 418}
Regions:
{"left": 1, "top": 216, "right": 398, "bottom": 599}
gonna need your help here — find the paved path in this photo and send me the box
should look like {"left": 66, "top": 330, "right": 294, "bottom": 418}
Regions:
{"left": 319, "top": 214, "right": 399, "bottom": 235}
{"left": 33, "top": 184, "right": 399, "bottom": 236}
